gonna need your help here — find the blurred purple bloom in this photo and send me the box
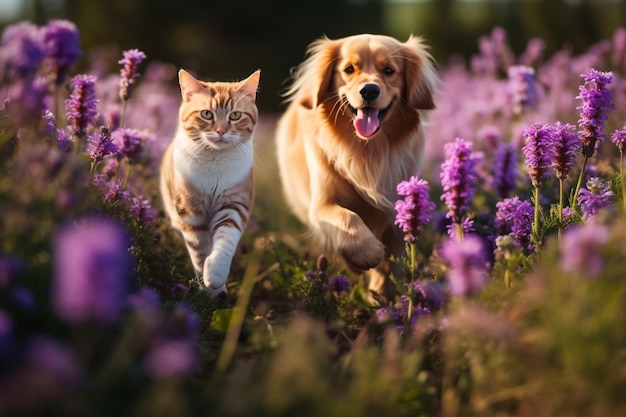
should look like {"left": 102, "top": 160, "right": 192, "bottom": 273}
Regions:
{"left": 52, "top": 217, "right": 133, "bottom": 324}
{"left": 112, "top": 128, "right": 144, "bottom": 162}
{"left": 495, "top": 196, "right": 534, "bottom": 251}
{"left": 560, "top": 224, "right": 609, "bottom": 278}
{"left": 169, "top": 303, "right": 202, "bottom": 341}
{"left": 87, "top": 127, "right": 119, "bottom": 162}
{"left": 508, "top": 65, "right": 537, "bottom": 115}
{"left": 611, "top": 127, "right": 626, "bottom": 152}
{"left": 577, "top": 177, "right": 614, "bottom": 222}
{"left": 41, "top": 19, "right": 82, "bottom": 85}
{"left": 519, "top": 38, "right": 546, "bottom": 66}
{"left": 0, "top": 255, "right": 24, "bottom": 287}
{"left": 143, "top": 339, "right": 198, "bottom": 380}
{"left": 522, "top": 122, "right": 555, "bottom": 188}
{"left": 611, "top": 28, "right": 626, "bottom": 68}
{"left": 0, "top": 21, "right": 44, "bottom": 80}
{"left": 56, "top": 128, "right": 73, "bottom": 152}
{"left": 493, "top": 143, "right": 517, "bottom": 199}
{"left": 551, "top": 122, "right": 580, "bottom": 180}
{"left": 440, "top": 138, "right": 481, "bottom": 224}
{"left": 42, "top": 109, "right": 56, "bottom": 135}
{"left": 26, "top": 336, "right": 84, "bottom": 385}
{"left": 576, "top": 69, "right": 613, "bottom": 158}
{"left": 129, "top": 286, "right": 161, "bottom": 311}
{"left": 477, "top": 125, "right": 502, "bottom": 151}
{"left": 440, "top": 235, "right": 489, "bottom": 297}
{"left": 3, "top": 78, "right": 48, "bottom": 126}
{"left": 118, "top": 48, "right": 146, "bottom": 101}
{"left": 394, "top": 174, "right": 435, "bottom": 243}
{"left": 65, "top": 74, "right": 98, "bottom": 136}
{"left": 328, "top": 275, "right": 351, "bottom": 295}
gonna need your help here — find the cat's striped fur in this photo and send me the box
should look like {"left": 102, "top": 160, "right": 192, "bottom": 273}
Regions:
{"left": 160, "top": 69, "right": 260, "bottom": 297}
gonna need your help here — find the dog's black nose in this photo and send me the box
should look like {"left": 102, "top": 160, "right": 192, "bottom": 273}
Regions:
{"left": 359, "top": 84, "right": 380, "bottom": 101}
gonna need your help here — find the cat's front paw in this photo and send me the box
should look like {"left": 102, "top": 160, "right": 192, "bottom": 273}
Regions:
{"left": 203, "top": 282, "right": 227, "bottom": 298}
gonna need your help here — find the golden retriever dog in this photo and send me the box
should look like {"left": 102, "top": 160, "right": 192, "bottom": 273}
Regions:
{"left": 276, "top": 34, "right": 438, "bottom": 299}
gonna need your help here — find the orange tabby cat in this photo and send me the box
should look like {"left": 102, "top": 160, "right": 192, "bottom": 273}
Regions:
{"left": 160, "top": 69, "right": 260, "bottom": 297}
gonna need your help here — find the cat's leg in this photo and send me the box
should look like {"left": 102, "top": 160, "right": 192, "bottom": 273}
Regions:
{"left": 202, "top": 222, "right": 244, "bottom": 297}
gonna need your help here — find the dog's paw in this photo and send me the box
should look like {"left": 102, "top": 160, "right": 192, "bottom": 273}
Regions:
{"left": 338, "top": 233, "right": 385, "bottom": 271}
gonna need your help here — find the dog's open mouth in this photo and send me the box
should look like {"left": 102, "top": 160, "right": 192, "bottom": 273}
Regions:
{"left": 351, "top": 104, "right": 391, "bottom": 138}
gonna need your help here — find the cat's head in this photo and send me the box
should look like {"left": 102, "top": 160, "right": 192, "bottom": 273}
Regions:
{"left": 178, "top": 69, "right": 260, "bottom": 151}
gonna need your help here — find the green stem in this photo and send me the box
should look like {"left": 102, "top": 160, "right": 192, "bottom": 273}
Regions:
{"left": 504, "top": 267, "right": 511, "bottom": 290}
{"left": 455, "top": 222, "right": 464, "bottom": 241}
{"left": 572, "top": 156, "right": 589, "bottom": 210}
{"left": 619, "top": 148, "right": 626, "bottom": 213}
{"left": 215, "top": 247, "right": 261, "bottom": 374}
{"left": 558, "top": 178, "right": 564, "bottom": 243}
{"left": 533, "top": 186, "right": 541, "bottom": 252}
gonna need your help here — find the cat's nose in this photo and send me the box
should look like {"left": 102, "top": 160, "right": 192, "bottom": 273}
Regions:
{"left": 216, "top": 128, "right": 225, "bottom": 136}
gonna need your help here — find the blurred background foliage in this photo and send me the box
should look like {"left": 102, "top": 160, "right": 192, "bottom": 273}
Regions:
{"left": 2, "top": 0, "right": 626, "bottom": 112}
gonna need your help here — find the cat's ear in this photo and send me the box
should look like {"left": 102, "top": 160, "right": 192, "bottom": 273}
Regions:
{"left": 178, "top": 69, "right": 204, "bottom": 100}
{"left": 237, "top": 70, "right": 260, "bottom": 98}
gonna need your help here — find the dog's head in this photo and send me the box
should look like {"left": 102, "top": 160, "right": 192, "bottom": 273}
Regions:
{"left": 286, "top": 34, "right": 438, "bottom": 140}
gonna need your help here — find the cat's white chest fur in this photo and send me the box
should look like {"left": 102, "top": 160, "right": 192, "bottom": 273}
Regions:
{"left": 172, "top": 134, "right": 253, "bottom": 195}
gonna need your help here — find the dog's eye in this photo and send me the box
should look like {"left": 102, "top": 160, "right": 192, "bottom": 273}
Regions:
{"left": 384, "top": 66, "right": 395, "bottom": 75}
{"left": 344, "top": 65, "right": 355, "bottom": 74}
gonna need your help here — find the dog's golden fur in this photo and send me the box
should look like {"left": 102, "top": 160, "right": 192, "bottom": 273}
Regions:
{"left": 276, "top": 34, "right": 438, "bottom": 298}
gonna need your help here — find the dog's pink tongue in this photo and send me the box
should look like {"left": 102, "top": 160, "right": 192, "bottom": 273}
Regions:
{"left": 354, "top": 108, "right": 380, "bottom": 138}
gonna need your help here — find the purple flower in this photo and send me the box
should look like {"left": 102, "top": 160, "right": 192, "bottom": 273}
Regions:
{"left": 130, "top": 196, "right": 157, "bottom": 225}
{"left": 551, "top": 122, "right": 580, "bottom": 180}
{"left": 98, "top": 178, "right": 131, "bottom": 202}
{"left": 87, "top": 127, "right": 119, "bottom": 162}
{"left": 56, "top": 128, "right": 73, "bottom": 152}
{"left": 492, "top": 143, "right": 518, "bottom": 199}
{"left": 52, "top": 217, "right": 133, "bottom": 324}
{"left": 440, "top": 235, "right": 489, "bottom": 297}
{"left": 3, "top": 78, "right": 48, "bottom": 126}
{"left": 143, "top": 339, "right": 198, "bottom": 380}
{"left": 41, "top": 19, "right": 82, "bottom": 85}
{"left": 611, "top": 127, "right": 626, "bottom": 152}
{"left": 560, "top": 224, "right": 609, "bottom": 278}
{"left": 65, "top": 74, "right": 98, "bottom": 136}
{"left": 118, "top": 49, "right": 146, "bottom": 101}
{"left": 112, "top": 128, "right": 144, "bottom": 162}
{"left": 495, "top": 197, "right": 534, "bottom": 251}
{"left": 576, "top": 69, "right": 613, "bottom": 158}
{"left": 577, "top": 177, "right": 614, "bottom": 222}
{"left": 508, "top": 65, "right": 537, "bottom": 115}
{"left": 0, "top": 255, "right": 24, "bottom": 287}
{"left": 446, "top": 216, "right": 475, "bottom": 239}
{"left": 328, "top": 275, "right": 351, "bottom": 295}
{"left": 394, "top": 174, "right": 436, "bottom": 243}
{"left": 440, "top": 138, "right": 481, "bottom": 224}
{"left": 522, "top": 122, "right": 555, "bottom": 188}
{"left": 0, "top": 21, "right": 44, "bottom": 80}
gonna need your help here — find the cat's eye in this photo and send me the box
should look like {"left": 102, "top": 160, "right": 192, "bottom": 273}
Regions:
{"left": 200, "top": 110, "right": 214, "bottom": 120}
{"left": 229, "top": 111, "right": 242, "bottom": 121}
{"left": 344, "top": 65, "right": 355, "bottom": 74}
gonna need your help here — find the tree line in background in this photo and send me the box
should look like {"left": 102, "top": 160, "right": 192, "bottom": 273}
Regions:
{"left": 4, "top": 0, "right": 626, "bottom": 111}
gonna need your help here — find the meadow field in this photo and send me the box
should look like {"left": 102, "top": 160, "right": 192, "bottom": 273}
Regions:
{"left": 1, "top": 20, "right": 626, "bottom": 417}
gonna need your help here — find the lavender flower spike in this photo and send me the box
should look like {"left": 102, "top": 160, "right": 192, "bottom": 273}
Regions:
{"left": 507, "top": 65, "right": 537, "bottom": 116}
{"left": 394, "top": 174, "right": 436, "bottom": 243}
{"left": 118, "top": 48, "right": 146, "bottom": 101}
{"left": 42, "top": 19, "right": 82, "bottom": 85}
{"left": 522, "top": 122, "right": 555, "bottom": 188}
{"left": 560, "top": 224, "right": 609, "bottom": 278}
{"left": 440, "top": 138, "right": 481, "bottom": 225}
{"left": 0, "top": 21, "right": 44, "bottom": 80}
{"left": 577, "top": 177, "right": 614, "bottom": 223}
{"left": 87, "top": 127, "right": 119, "bottom": 163}
{"left": 440, "top": 235, "right": 489, "bottom": 297}
{"left": 611, "top": 127, "right": 626, "bottom": 152}
{"left": 65, "top": 74, "right": 98, "bottom": 137}
{"left": 551, "top": 122, "right": 580, "bottom": 180}
{"left": 492, "top": 143, "right": 518, "bottom": 199}
{"left": 576, "top": 69, "right": 613, "bottom": 158}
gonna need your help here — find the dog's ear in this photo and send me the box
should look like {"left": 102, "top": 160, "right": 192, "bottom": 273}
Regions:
{"left": 286, "top": 37, "right": 339, "bottom": 109}
{"left": 402, "top": 35, "right": 439, "bottom": 110}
